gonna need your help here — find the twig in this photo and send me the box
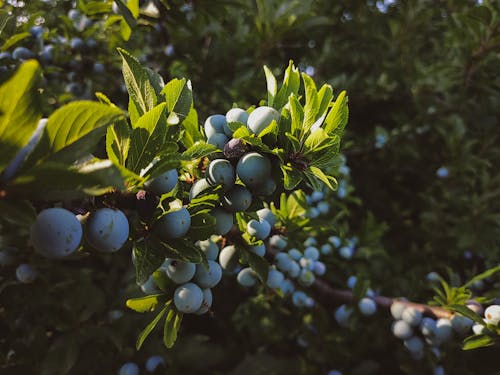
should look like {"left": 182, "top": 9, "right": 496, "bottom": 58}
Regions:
{"left": 312, "top": 277, "right": 453, "bottom": 319}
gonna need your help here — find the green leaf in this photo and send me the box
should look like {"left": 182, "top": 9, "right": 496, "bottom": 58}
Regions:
{"left": 75, "top": 158, "right": 126, "bottom": 193}
{"left": 188, "top": 190, "right": 220, "bottom": 214}
{"left": 286, "top": 190, "right": 308, "bottom": 219}
{"left": 181, "top": 107, "right": 203, "bottom": 148}
{"left": 163, "top": 303, "right": 183, "bottom": 349}
{"left": 308, "top": 165, "right": 336, "bottom": 190}
{"left": 153, "top": 270, "right": 176, "bottom": 294}
{"left": 301, "top": 73, "right": 319, "bottom": 133}
{"left": 315, "top": 84, "right": 334, "bottom": 125}
{"left": 118, "top": 48, "right": 157, "bottom": 118}
{"left": 144, "top": 154, "right": 182, "bottom": 181}
{"left": 127, "top": 103, "right": 168, "bottom": 173}
{"left": 120, "top": 17, "right": 132, "bottom": 41}
{"left": 162, "top": 78, "right": 193, "bottom": 125}
{"left": 133, "top": 240, "right": 165, "bottom": 285}
{"left": 114, "top": 0, "right": 138, "bottom": 29}
{"left": 126, "top": 294, "right": 163, "bottom": 313}
{"left": 106, "top": 120, "right": 131, "bottom": 166}
{"left": 232, "top": 126, "right": 252, "bottom": 139}
{"left": 145, "top": 68, "right": 165, "bottom": 98}
{"left": 274, "top": 61, "right": 301, "bottom": 110}
{"left": 188, "top": 212, "right": 217, "bottom": 241}
{"left": 47, "top": 127, "right": 108, "bottom": 165}
{"left": 464, "top": 266, "right": 500, "bottom": 288}
{"left": 324, "top": 91, "right": 348, "bottom": 135}
{"left": 0, "top": 199, "right": 36, "bottom": 227}
{"left": 1, "top": 31, "right": 30, "bottom": 51}
{"left": 245, "top": 250, "right": 269, "bottom": 284}
{"left": 182, "top": 142, "right": 218, "bottom": 160}
{"left": 263, "top": 65, "right": 277, "bottom": 107}
{"left": 448, "top": 304, "right": 486, "bottom": 325}
{"left": 257, "top": 119, "right": 278, "bottom": 138}
{"left": 78, "top": 1, "right": 112, "bottom": 15}
{"left": 28, "top": 101, "right": 124, "bottom": 165}
{"left": 95, "top": 92, "right": 113, "bottom": 105}
{"left": 7, "top": 160, "right": 123, "bottom": 199}
{"left": 285, "top": 132, "right": 300, "bottom": 153}
{"left": 303, "top": 128, "right": 329, "bottom": 152}
{"left": 281, "top": 164, "right": 303, "bottom": 190}
{"left": 288, "top": 94, "right": 304, "bottom": 136}
{"left": 163, "top": 237, "right": 206, "bottom": 265}
{"left": 146, "top": 235, "right": 206, "bottom": 265}
{"left": 462, "top": 334, "right": 495, "bottom": 350}
{"left": 136, "top": 305, "right": 168, "bottom": 350}
{"left": 40, "top": 335, "right": 79, "bottom": 375}
{"left": 0, "top": 12, "right": 12, "bottom": 37}
{"left": 0, "top": 60, "right": 42, "bottom": 172}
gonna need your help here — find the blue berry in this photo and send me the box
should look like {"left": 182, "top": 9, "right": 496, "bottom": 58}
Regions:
{"left": 189, "top": 178, "right": 212, "bottom": 201}
{"left": 225, "top": 108, "right": 248, "bottom": 123}
{"left": 223, "top": 185, "right": 252, "bottom": 212}
{"left": 328, "top": 236, "right": 341, "bottom": 248}
{"left": 287, "top": 261, "right": 301, "bottom": 278}
{"left": 292, "top": 290, "right": 308, "bottom": 307}
{"left": 206, "top": 159, "right": 235, "bottom": 191}
{"left": 207, "top": 132, "right": 229, "bottom": 150}
{"left": 212, "top": 207, "right": 233, "bottom": 235}
{"left": 140, "top": 275, "right": 160, "bottom": 294}
{"left": 358, "top": 298, "right": 377, "bottom": 316}
{"left": 248, "top": 243, "right": 266, "bottom": 257}
{"left": 174, "top": 282, "right": 203, "bottom": 313}
{"left": 313, "top": 261, "right": 326, "bottom": 276}
{"left": 236, "top": 152, "right": 271, "bottom": 188}
{"left": 402, "top": 307, "right": 423, "bottom": 327}
{"left": 247, "top": 106, "right": 280, "bottom": 135}
{"left": 404, "top": 336, "right": 424, "bottom": 353}
{"left": 145, "top": 356, "right": 165, "bottom": 373}
{"left": 204, "top": 115, "right": 227, "bottom": 138}
{"left": 304, "top": 246, "right": 320, "bottom": 261}
{"left": 246, "top": 219, "right": 271, "bottom": 240}
{"left": 219, "top": 245, "right": 239, "bottom": 273}
{"left": 320, "top": 243, "right": 333, "bottom": 255}
{"left": 85, "top": 208, "right": 129, "bottom": 252}
{"left": 195, "top": 288, "right": 213, "bottom": 315}
{"left": 392, "top": 320, "right": 413, "bottom": 340}
{"left": 267, "top": 267, "right": 284, "bottom": 289}
{"left": 269, "top": 235, "right": 287, "bottom": 250}
{"left": 12, "top": 47, "right": 35, "bottom": 60}
{"left": 16, "top": 263, "right": 37, "bottom": 283}
{"left": 118, "top": 362, "right": 139, "bottom": 375}
{"left": 31, "top": 208, "right": 82, "bottom": 258}
{"left": 275, "top": 252, "right": 293, "bottom": 272}
{"left": 256, "top": 207, "right": 276, "bottom": 227}
{"left": 237, "top": 267, "right": 257, "bottom": 287}
{"left": 334, "top": 304, "right": 352, "bottom": 327}
{"left": 299, "top": 269, "right": 315, "bottom": 286}
{"left": 163, "top": 259, "right": 196, "bottom": 284}
{"left": 194, "top": 260, "right": 222, "bottom": 288}
{"left": 420, "top": 317, "right": 437, "bottom": 337}
{"left": 390, "top": 301, "right": 407, "bottom": 320}
{"left": 279, "top": 279, "right": 295, "bottom": 295}
{"left": 155, "top": 207, "right": 191, "bottom": 239}
{"left": 145, "top": 169, "right": 178, "bottom": 196}
{"left": 288, "top": 248, "right": 302, "bottom": 260}
{"left": 197, "top": 239, "right": 219, "bottom": 261}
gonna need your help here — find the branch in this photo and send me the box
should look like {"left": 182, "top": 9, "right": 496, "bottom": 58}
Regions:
{"left": 311, "top": 277, "right": 453, "bottom": 319}
{"left": 263, "top": 238, "right": 453, "bottom": 319}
